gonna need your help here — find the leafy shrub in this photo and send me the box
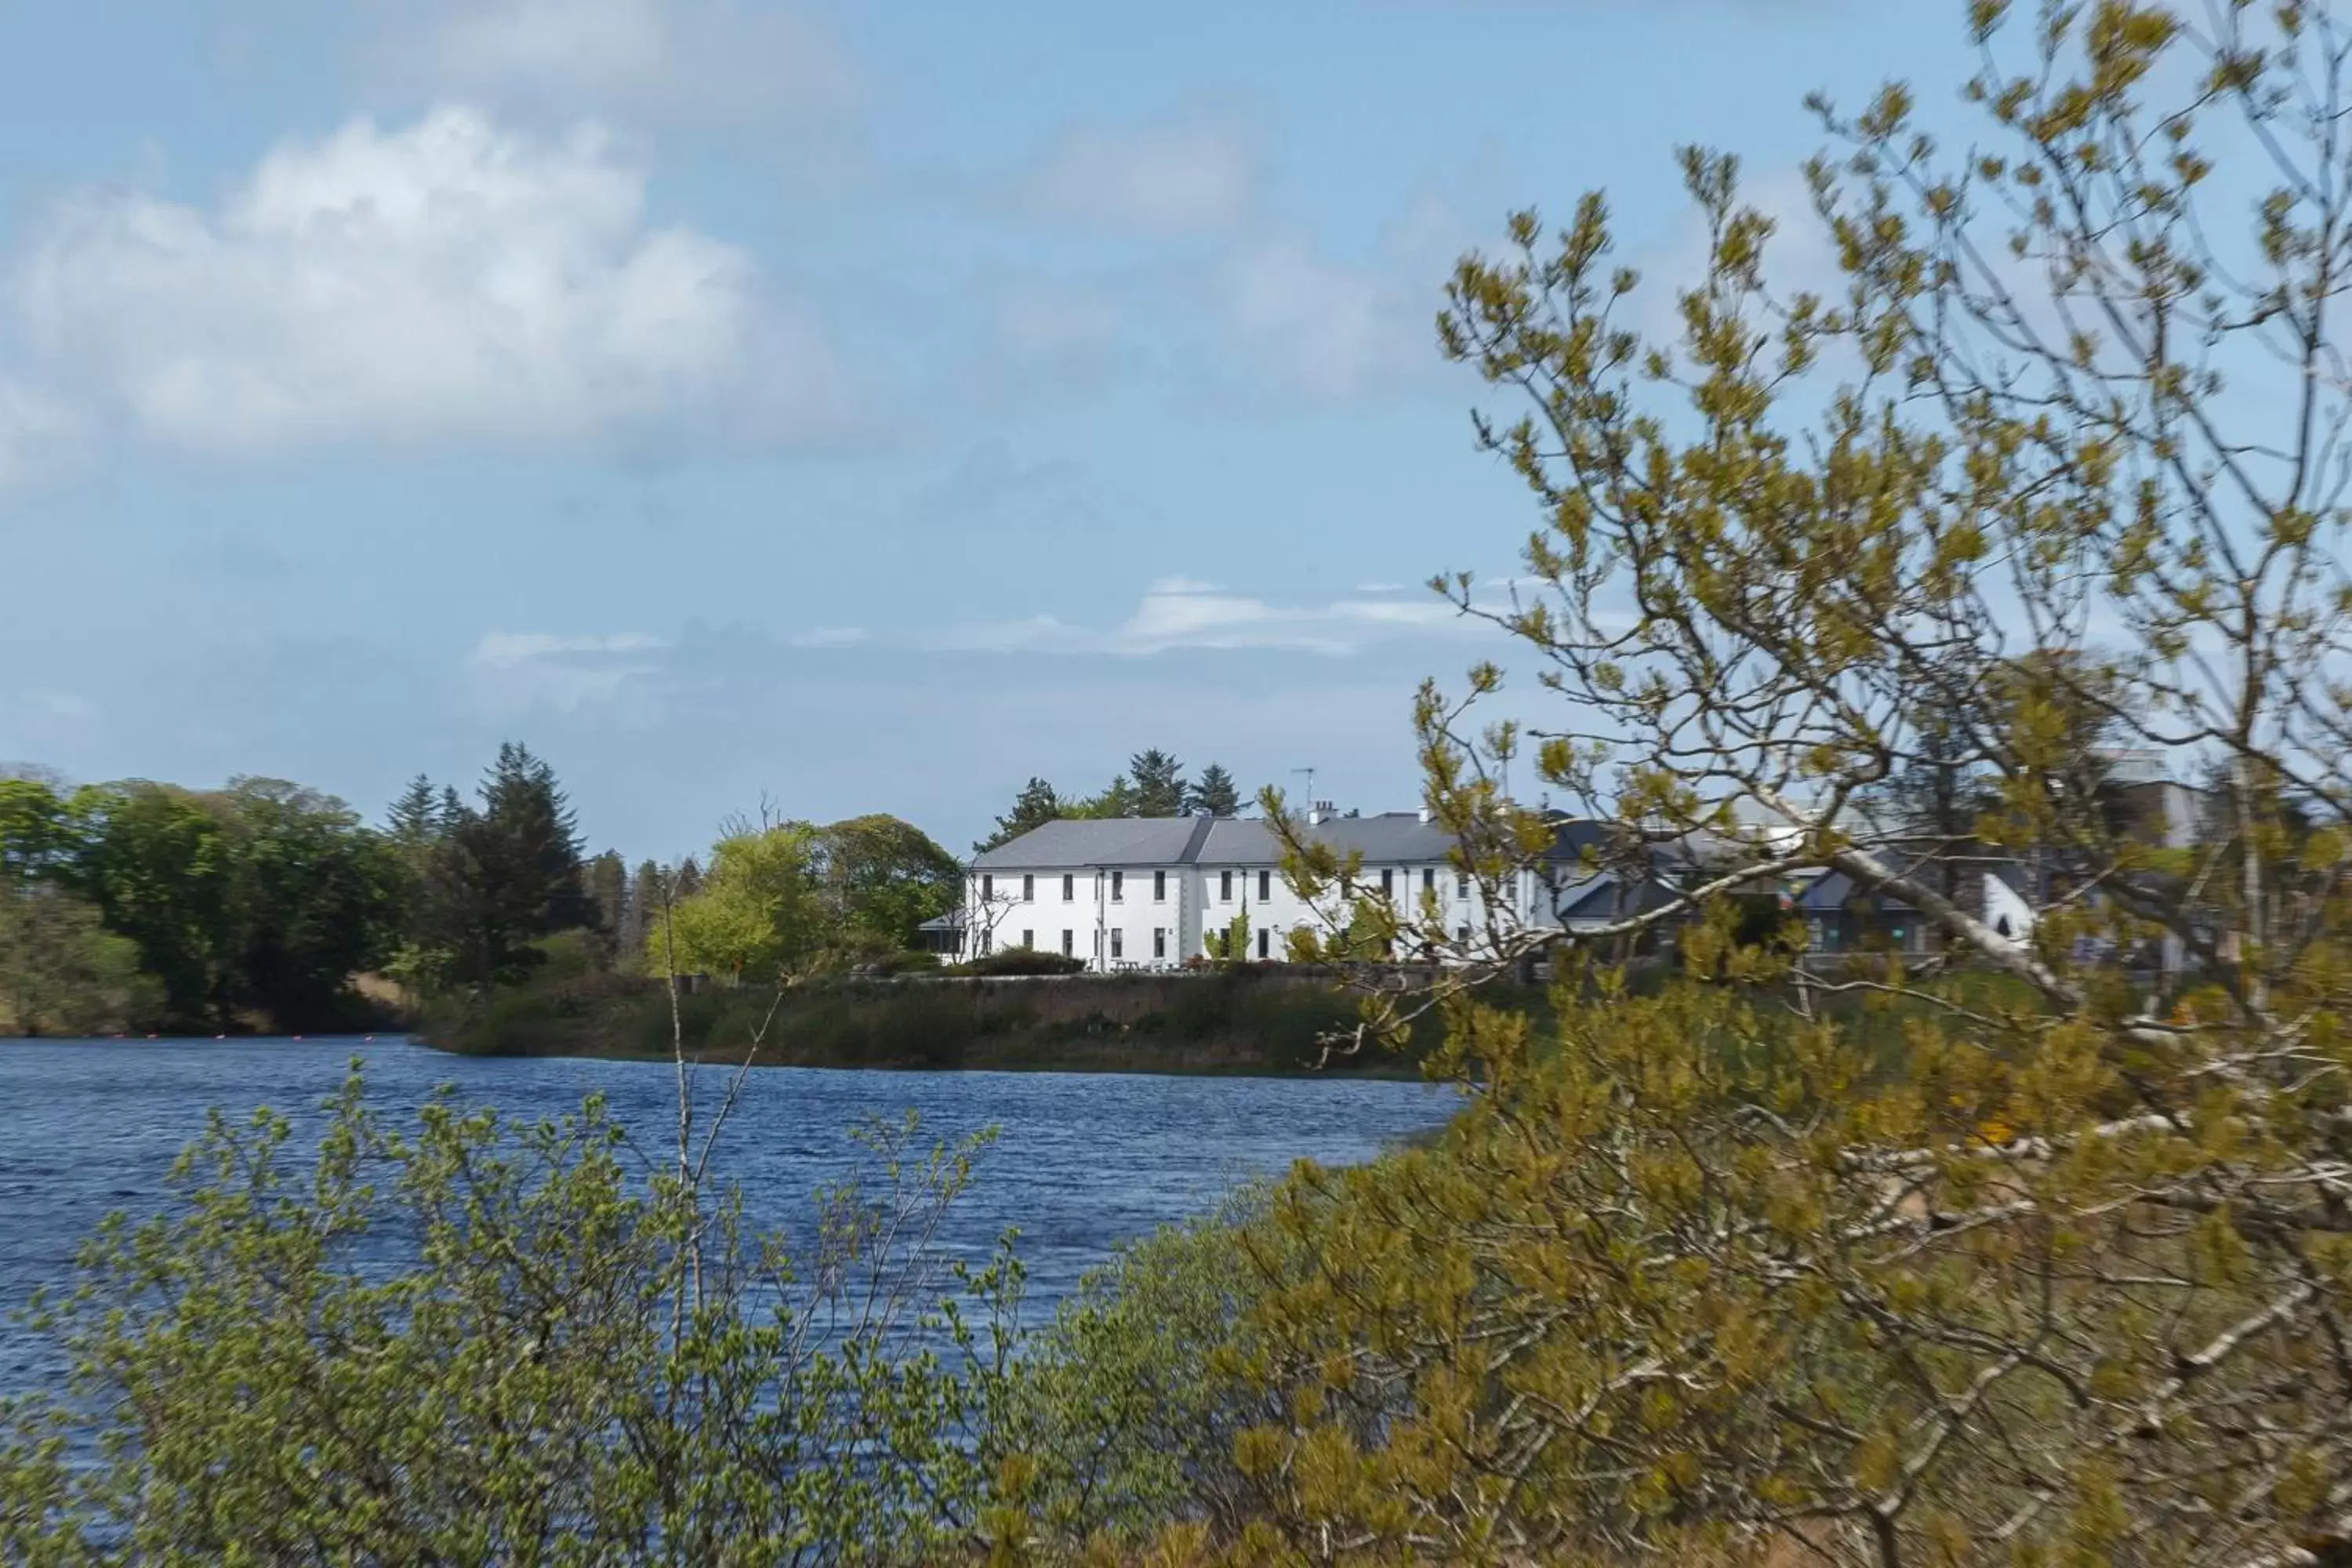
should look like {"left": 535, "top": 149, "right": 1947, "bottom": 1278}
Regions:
{"left": 0, "top": 1069, "right": 1036, "bottom": 1564}
{"left": 954, "top": 947, "right": 1087, "bottom": 978}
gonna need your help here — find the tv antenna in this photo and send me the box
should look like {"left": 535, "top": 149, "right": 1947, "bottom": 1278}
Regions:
{"left": 1290, "top": 767, "right": 1316, "bottom": 812}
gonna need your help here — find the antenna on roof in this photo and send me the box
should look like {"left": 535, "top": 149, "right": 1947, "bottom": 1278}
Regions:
{"left": 1290, "top": 767, "right": 1316, "bottom": 816}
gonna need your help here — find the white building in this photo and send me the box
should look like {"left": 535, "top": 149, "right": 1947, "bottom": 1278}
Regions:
{"left": 952, "top": 809, "right": 1679, "bottom": 972}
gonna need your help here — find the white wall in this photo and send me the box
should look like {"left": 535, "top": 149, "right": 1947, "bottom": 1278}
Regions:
{"left": 965, "top": 855, "right": 1533, "bottom": 971}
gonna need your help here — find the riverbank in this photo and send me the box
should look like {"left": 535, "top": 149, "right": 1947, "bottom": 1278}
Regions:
{"left": 419, "top": 967, "right": 1528, "bottom": 1079}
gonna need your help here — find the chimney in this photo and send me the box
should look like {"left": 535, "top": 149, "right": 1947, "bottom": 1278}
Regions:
{"left": 1308, "top": 799, "right": 1335, "bottom": 826}
{"left": 1417, "top": 805, "right": 1432, "bottom": 825}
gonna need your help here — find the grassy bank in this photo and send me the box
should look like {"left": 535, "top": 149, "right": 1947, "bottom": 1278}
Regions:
{"left": 419, "top": 966, "right": 1523, "bottom": 1077}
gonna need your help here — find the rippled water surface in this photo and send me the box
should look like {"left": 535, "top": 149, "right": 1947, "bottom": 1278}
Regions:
{"left": 0, "top": 1035, "right": 1456, "bottom": 1397}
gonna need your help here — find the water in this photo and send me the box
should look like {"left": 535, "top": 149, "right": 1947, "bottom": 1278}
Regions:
{"left": 0, "top": 1035, "right": 1457, "bottom": 1399}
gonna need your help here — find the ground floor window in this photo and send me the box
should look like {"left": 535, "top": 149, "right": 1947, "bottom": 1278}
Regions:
{"left": 1020, "top": 929, "right": 1033, "bottom": 949}
{"left": 1061, "top": 930, "right": 1073, "bottom": 956}
{"left": 1256, "top": 927, "right": 1269, "bottom": 960}
{"left": 1153, "top": 927, "right": 1167, "bottom": 959}
{"left": 1111, "top": 929, "right": 1123, "bottom": 959}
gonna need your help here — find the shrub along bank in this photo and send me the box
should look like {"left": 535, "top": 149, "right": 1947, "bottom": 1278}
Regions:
{"left": 420, "top": 965, "right": 1501, "bottom": 1077}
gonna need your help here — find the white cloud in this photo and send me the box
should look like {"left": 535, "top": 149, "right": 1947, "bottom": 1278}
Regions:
{"left": 9, "top": 107, "right": 847, "bottom": 459}
{"left": 1222, "top": 238, "right": 1425, "bottom": 401}
{"left": 467, "top": 630, "right": 670, "bottom": 712}
{"left": 935, "top": 577, "right": 1462, "bottom": 657}
{"left": 0, "top": 375, "right": 89, "bottom": 497}
{"left": 994, "top": 281, "right": 1121, "bottom": 358}
{"left": 374, "top": 0, "right": 857, "bottom": 128}
{"left": 1019, "top": 121, "right": 1254, "bottom": 235}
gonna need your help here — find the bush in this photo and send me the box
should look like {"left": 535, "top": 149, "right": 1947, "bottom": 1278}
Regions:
{"left": 953, "top": 947, "right": 1087, "bottom": 978}
{"left": 0, "top": 1069, "right": 1035, "bottom": 1564}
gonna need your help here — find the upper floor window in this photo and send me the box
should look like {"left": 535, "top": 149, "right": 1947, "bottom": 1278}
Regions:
{"left": 1153, "top": 869, "right": 1167, "bottom": 902}
{"left": 1062, "top": 873, "right": 1075, "bottom": 901}
{"left": 1022, "top": 873, "right": 1034, "bottom": 901}
{"left": 981, "top": 873, "right": 993, "bottom": 901}
{"left": 1456, "top": 871, "right": 1470, "bottom": 898}
{"left": 1111, "top": 870, "right": 1124, "bottom": 902}
{"left": 1258, "top": 869, "right": 1271, "bottom": 902}
{"left": 1220, "top": 870, "right": 1234, "bottom": 902}
{"left": 1380, "top": 869, "right": 1394, "bottom": 897}
{"left": 1422, "top": 868, "right": 1436, "bottom": 894}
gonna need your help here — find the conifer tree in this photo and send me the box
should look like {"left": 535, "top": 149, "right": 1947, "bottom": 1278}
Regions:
{"left": 1127, "top": 750, "right": 1186, "bottom": 816}
{"left": 1185, "top": 763, "right": 1240, "bottom": 818}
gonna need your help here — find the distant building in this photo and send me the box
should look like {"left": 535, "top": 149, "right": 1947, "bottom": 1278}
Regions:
{"left": 953, "top": 808, "right": 1697, "bottom": 972}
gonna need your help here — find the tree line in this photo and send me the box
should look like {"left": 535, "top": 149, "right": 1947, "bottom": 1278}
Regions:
{"left": 975, "top": 748, "right": 1247, "bottom": 853}
{"left": 0, "top": 742, "right": 980, "bottom": 1035}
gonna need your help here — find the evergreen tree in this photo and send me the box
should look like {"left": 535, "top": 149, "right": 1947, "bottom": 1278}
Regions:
{"left": 1127, "top": 750, "right": 1186, "bottom": 816}
{"left": 1185, "top": 762, "right": 1241, "bottom": 818}
{"left": 583, "top": 851, "right": 627, "bottom": 967}
{"left": 619, "top": 858, "right": 664, "bottom": 968}
{"left": 975, "top": 778, "right": 1063, "bottom": 853}
{"left": 407, "top": 745, "right": 597, "bottom": 990}
{"left": 387, "top": 775, "right": 439, "bottom": 857}
{"left": 674, "top": 856, "right": 703, "bottom": 901}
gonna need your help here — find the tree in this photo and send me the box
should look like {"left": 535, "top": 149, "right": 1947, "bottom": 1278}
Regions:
{"left": 1185, "top": 763, "right": 1241, "bottom": 818}
{"left": 811, "top": 815, "right": 960, "bottom": 956}
{"left": 583, "top": 850, "right": 628, "bottom": 967}
{"left": 212, "top": 779, "right": 404, "bottom": 1029}
{"left": 619, "top": 858, "right": 662, "bottom": 971}
{"left": 67, "top": 782, "right": 234, "bottom": 1030}
{"left": 0, "top": 880, "right": 157, "bottom": 1036}
{"left": 1127, "top": 750, "right": 1187, "bottom": 817}
{"left": 1067, "top": 775, "right": 1139, "bottom": 820}
{"left": 407, "top": 745, "right": 598, "bottom": 992}
{"left": 975, "top": 777, "right": 1064, "bottom": 854}
{"left": 1244, "top": 5, "right": 2352, "bottom": 1561}
{"left": 385, "top": 774, "right": 441, "bottom": 861}
{"left": 0, "top": 776, "right": 75, "bottom": 882}
{"left": 650, "top": 824, "right": 823, "bottom": 982}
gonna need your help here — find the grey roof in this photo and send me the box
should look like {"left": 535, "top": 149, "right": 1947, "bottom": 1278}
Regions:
{"left": 972, "top": 815, "right": 1218, "bottom": 869}
{"left": 975, "top": 812, "right": 1472, "bottom": 869}
{"left": 1795, "top": 870, "right": 1918, "bottom": 914}
{"left": 972, "top": 811, "right": 1722, "bottom": 872}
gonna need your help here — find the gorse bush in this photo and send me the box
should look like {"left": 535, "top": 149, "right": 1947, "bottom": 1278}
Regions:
{"left": 0, "top": 1069, "right": 1039, "bottom": 1566}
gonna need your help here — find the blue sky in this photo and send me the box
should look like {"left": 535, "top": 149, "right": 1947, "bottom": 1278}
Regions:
{"left": 0, "top": 0, "right": 1951, "bottom": 859}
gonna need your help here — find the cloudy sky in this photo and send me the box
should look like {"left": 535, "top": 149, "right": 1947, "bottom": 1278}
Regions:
{"left": 0, "top": 0, "right": 1949, "bottom": 858}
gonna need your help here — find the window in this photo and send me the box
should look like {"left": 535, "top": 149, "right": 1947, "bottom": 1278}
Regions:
{"left": 1110, "top": 929, "right": 1123, "bottom": 959}
{"left": 1062, "top": 873, "right": 1074, "bottom": 901}
{"left": 1457, "top": 872, "right": 1470, "bottom": 898}
{"left": 1021, "top": 929, "right": 1033, "bottom": 949}
{"left": 1456, "top": 925, "right": 1470, "bottom": 946}
{"left": 1061, "top": 930, "right": 1073, "bottom": 956}
{"left": 1153, "top": 869, "right": 1166, "bottom": 902}
{"left": 1256, "top": 927, "right": 1269, "bottom": 960}
{"left": 982, "top": 873, "right": 993, "bottom": 900}
{"left": 1380, "top": 869, "right": 1394, "bottom": 897}
{"left": 1422, "top": 868, "right": 1436, "bottom": 894}
{"left": 1022, "top": 873, "right": 1034, "bottom": 901}
{"left": 979, "top": 931, "right": 992, "bottom": 954}
{"left": 1111, "top": 870, "right": 1124, "bottom": 902}
{"left": 1153, "top": 927, "right": 1167, "bottom": 959}
{"left": 1220, "top": 869, "right": 1234, "bottom": 902}
{"left": 1258, "top": 869, "right": 1271, "bottom": 901}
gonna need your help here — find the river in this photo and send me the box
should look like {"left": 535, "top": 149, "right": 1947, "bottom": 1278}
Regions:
{"left": 0, "top": 1034, "right": 1457, "bottom": 1399}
